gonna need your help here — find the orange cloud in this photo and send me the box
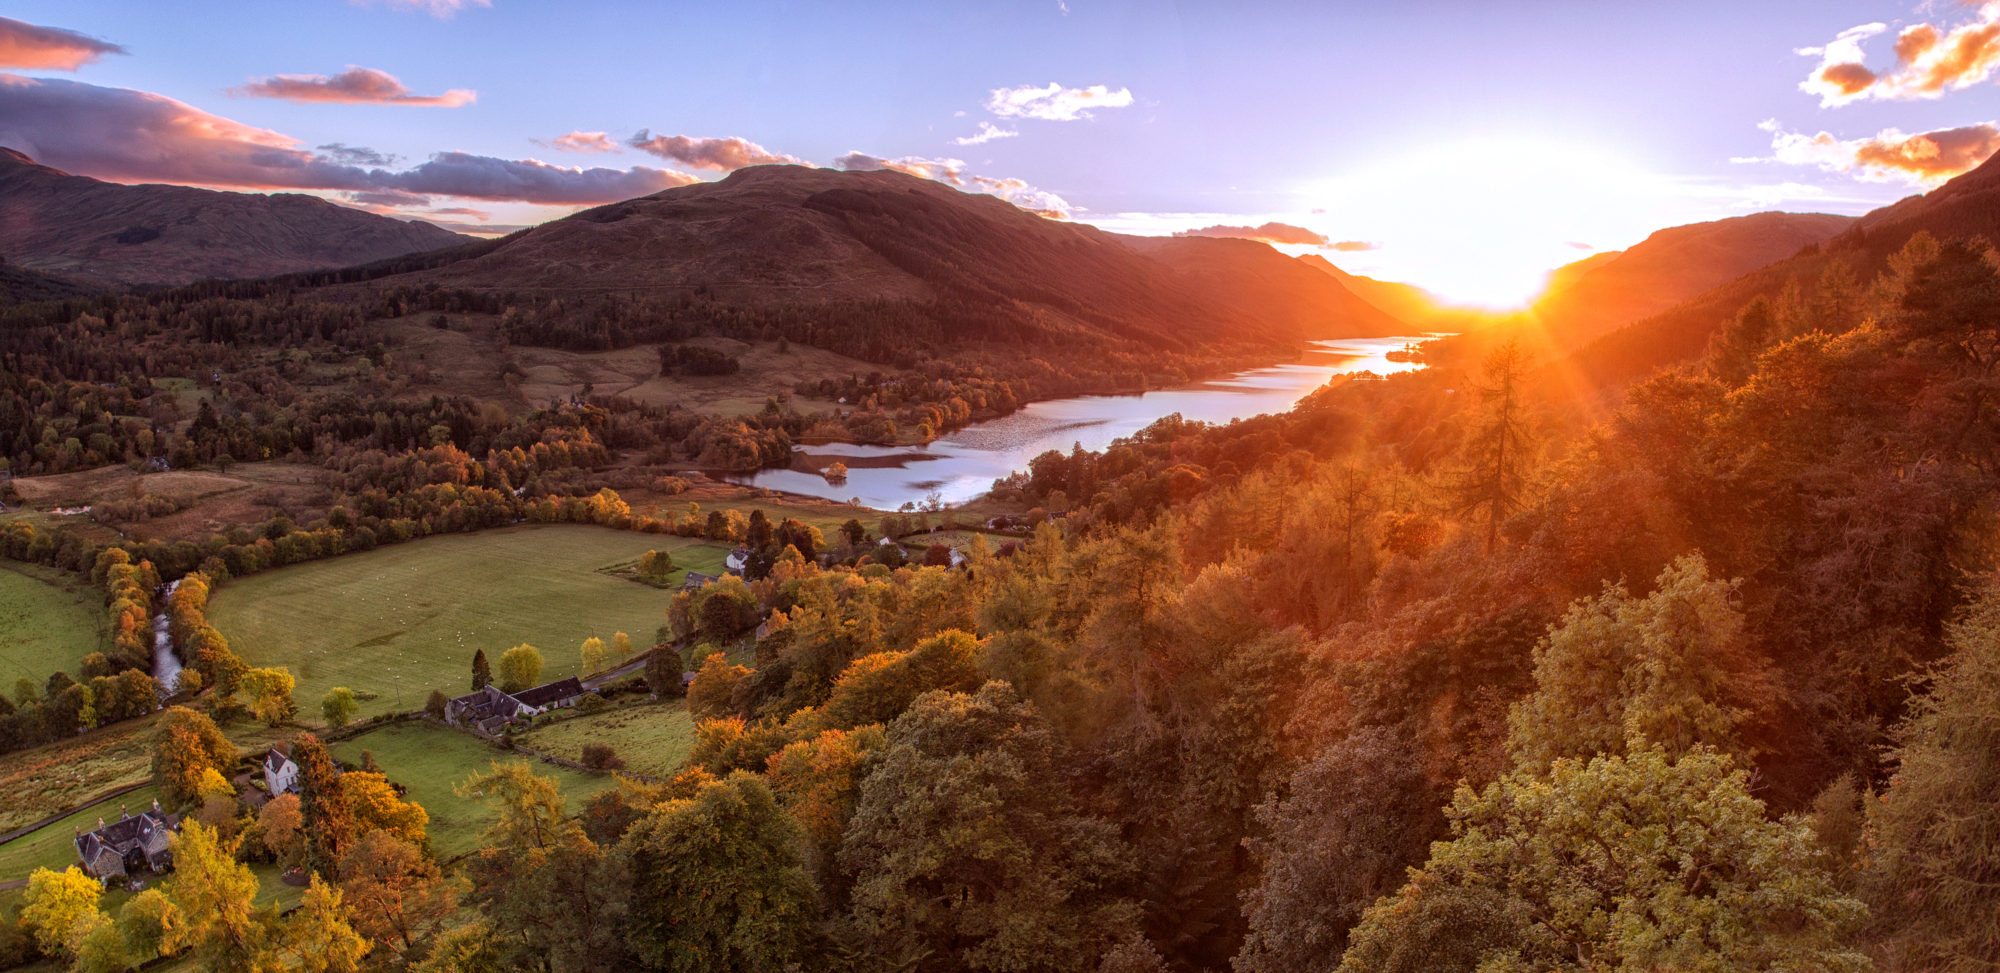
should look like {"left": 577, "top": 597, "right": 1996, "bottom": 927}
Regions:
{"left": 1801, "top": 5, "right": 2000, "bottom": 105}
{"left": 834, "top": 151, "right": 1070, "bottom": 217}
{"left": 536, "top": 131, "right": 618, "bottom": 153}
{"left": 233, "top": 66, "right": 474, "bottom": 107}
{"left": 0, "top": 75, "right": 694, "bottom": 204}
{"left": 1767, "top": 121, "right": 2000, "bottom": 183}
{"left": 0, "top": 16, "right": 124, "bottom": 70}
{"left": 627, "top": 131, "right": 804, "bottom": 170}
{"left": 1175, "top": 222, "right": 1331, "bottom": 247}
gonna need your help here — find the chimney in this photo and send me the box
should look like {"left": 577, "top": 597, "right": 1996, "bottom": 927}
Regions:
{"left": 97, "top": 818, "right": 105, "bottom": 830}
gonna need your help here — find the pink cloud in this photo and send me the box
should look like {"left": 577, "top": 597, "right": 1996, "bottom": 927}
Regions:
{"left": 0, "top": 16, "right": 124, "bottom": 70}
{"left": 626, "top": 131, "right": 804, "bottom": 170}
{"left": 536, "top": 131, "right": 619, "bottom": 153}
{"left": 1766, "top": 121, "right": 2000, "bottom": 184}
{"left": 834, "top": 151, "right": 1070, "bottom": 217}
{"left": 232, "top": 66, "right": 474, "bottom": 107}
{"left": 1800, "top": 6, "right": 2000, "bottom": 106}
{"left": 0, "top": 75, "right": 695, "bottom": 204}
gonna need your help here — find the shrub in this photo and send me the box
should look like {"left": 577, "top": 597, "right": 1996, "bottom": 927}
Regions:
{"left": 581, "top": 743, "right": 624, "bottom": 771}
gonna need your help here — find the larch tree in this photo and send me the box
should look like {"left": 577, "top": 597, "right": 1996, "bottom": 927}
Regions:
{"left": 294, "top": 733, "right": 355, "bottom": 878}
{"left": 580, "top": 637, "right": 608, "bottom": 676}
{"left": 1456, "top": 338, "right": 1532, "bottom": 555}
{"left": 281, "top": 876, "right": 368, "bottom": 973}
{"left": 22, "top": 866, "right": 109, "bottom": 962}
{"left": 337, "top": 831, "right": 459, "bottom": 961}
{"left": 151, "top": 705, "right": 235, "bottom": 808}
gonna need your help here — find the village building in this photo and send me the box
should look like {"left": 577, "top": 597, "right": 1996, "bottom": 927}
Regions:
{"left": 682, "top": 571, "right": 718, "bottom": 591}
{"left": 263, "top": 745, "right": 299, "bottom": 796}
{"left": 444, "top": 676, "right": 588, "bottom": 734}
{"left": 723, "top": 547, "right": 750, "bottom": 576}
{"left": 73, "top": 801, "right": 178, "bottom": 883}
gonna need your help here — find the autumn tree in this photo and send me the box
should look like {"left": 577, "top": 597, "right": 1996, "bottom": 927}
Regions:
{"left": 1456, "top": 338, "right": 1532, "bottom": 554}
{"left": 1864, "top": 586, "right": 2000, "bottom": 969}
{"left": 241, "top": 666, "right": 297, "bottom": 727}
{"left": 470, "top": 649, "right": 491, "bottom": 692}
{"left": 320, "top": 687, "right": 358, "bottom": 729}
{"left": 839, "top": 683, "right": 1138, "bottom": 971}
{"left": 338, "top": 831, "right": 459, "bottom": 960}
{"left": 161, "top": 822, "right": 277, "bottom": 970}
{"left": 622, "top": 772, "right": 819, "bottom": 971}
{"left": 258, "top": 793, "right": 306, "bottom": 868}
{"left": 687, "top": 652, "right": 749, "bottom": 720}
{"left": 611, "top": 631, "right": 633, "bottom": 659}
{"left": 282, "top": 876, "right": 368, "bottom": 973}
{"left": 152, "top": 705, "right": 236, "bottom": 808}
{"left": 497, "top": 644, "right": 543, "bottom": 693}
{"left": 646, "top": 645, "right": 684, "bottom": 699}
{"left": 294, "top": 733, "right": 355, "bottom": 878}
{"left": 580, "top": 637, "right": 608, "bottom": 676}
{"left": 425, "top": 689, "right": 448, "bottom": 719}
{"left": 457, "top": 761, "right": 630, "bottom": 970}
{"left": 343, "top": 771, "right": 431, "bottom": 848}
{"left": 22, "top": 866, "right": 108, "bottom": 963}
{"left": 1338, "top": 747, "right": 1868, "bottom": 972}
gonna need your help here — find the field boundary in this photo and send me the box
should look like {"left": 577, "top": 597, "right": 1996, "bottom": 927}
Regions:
{"left": 0, "top": 779, "right": 153, "bottom": 847}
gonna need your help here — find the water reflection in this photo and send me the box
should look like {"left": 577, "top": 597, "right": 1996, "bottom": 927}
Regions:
{"left": 725, "top": 335, "right": 1434, "bottom": 509}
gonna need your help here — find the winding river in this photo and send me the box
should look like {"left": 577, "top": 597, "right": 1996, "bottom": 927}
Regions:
{"left": 728, "top": 335, "right": 1434, "bottom": 510}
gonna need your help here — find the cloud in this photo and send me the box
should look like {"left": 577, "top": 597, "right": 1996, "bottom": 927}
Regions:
{"left": 1175, "top": 221, "right": 1331, "bottom": 246}
{"left": 953, "top": 121, "right": 1018, "bottom": 146}
{"left": 1329, "top": 240, "right": 1378, "bottom": 252}
{"left": 232, "top": 66, "right": 474, "bottom": 106}
{"left": 1800, "top": 5, "right": 2000, "bottom": 105}
{"left": 317, "top": 143, "right": 399, "bottom": 167}
{"left": 626, "top": 130, "right": 805, "bottom": 170}
{"left": 351, "top": 0, "right": 490, "bottom": 18}
{"left": 535, "top": 131, "right": 619, "bottom": 153}
{"left": 1565, "top": 241, "right": 1596, "bottom": 250}
{"left": 835, "top": 151, "right": 1070, "bottom": 217}
{"left": 0, "top": 16, "right": 125, "bottom": 70}
{"left": 0, "top": 75, "right": 698, "bottom": 204}
{"left": 346, "top": 189, "right": 431, "bottom": 208}
{"left": 1764, "top": 121, "right": 2000, "bottom": 184}
{"left": 983, "top": 81, "right": 1134, "bottom": 121}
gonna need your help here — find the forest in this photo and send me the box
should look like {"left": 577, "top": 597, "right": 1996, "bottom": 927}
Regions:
{"left": 0, "top": 226, "right": 1991, "bottom": 971}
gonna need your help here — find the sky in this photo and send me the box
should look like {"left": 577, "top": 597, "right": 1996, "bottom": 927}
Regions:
{"left": 3, "top": 0, "right": 1998, "bottom": 306}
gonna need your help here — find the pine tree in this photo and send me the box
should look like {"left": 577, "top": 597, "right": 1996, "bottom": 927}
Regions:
{"left": 470, "top": 649, "right": 490, "bottom": 692}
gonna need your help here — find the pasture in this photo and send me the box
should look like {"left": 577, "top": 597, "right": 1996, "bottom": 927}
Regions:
{"left": 0, "top": 562, "right": 103, "bottom": 689}
{"left": 0, "top": 784, "right": 164, "bottom": 883}
{"left": 209, "top": 525, "right": 728, "bottom": 725}
{"left": 330, "top": 721, "right": 617, "bottom": 860}
{"left": 0, "top": 711, "right": 289, "bottom": 834}
{"left": 516, "top": 701, "right": 696, "bottom": 781}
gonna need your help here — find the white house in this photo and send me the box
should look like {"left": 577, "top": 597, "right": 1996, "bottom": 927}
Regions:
{"left": 262, "top": 746, "right": 299, "bottom": 796}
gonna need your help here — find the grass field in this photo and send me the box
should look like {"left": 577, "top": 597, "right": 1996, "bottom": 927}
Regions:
{"left": 0, "top": 562, "right": 103, "bottom": 689}
{"left": 0, "top": 784, "right": 164, "bottom": 882}
{"left": 330, "top": 721, "right": 617, "bottom": 860}
{"left": 516, "top": 701, "right": 696, "bottom": 781}
{"left": 209, "top": 525, "right": 727, "bottom": 725}
{"left": 0, "top": 713, "right": 289, "bottom": 834}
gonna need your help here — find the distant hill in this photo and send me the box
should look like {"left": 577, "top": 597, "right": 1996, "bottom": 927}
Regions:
{"left": 0, "top": 258, "right": 95, "bottom": 303}
{"left": 0, "top": 147, "right": 467, "bottom": 288}
{"left": 380, "top": 164, "right": 1403, "bottom": 353}
{"left": 1529, "top": 211, "right": 1855, "bottom": 346}
{"left": 1295, "top": 255, "right": 1449, "bottom": 328}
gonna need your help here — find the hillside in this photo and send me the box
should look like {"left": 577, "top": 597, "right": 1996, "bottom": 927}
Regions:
{"left": 379, "top": 164, "right": 1404, "bottom": 352}
{"left": 1117, "top": 235, "right": 1408, "bottom": 338}
{"left": 0, "top": 147, "right": 467, "bottom": 288}
{"left": 1529, "top": 211, "right": 1854, "bottom": 345}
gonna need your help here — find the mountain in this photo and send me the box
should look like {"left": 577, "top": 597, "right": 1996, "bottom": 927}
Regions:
{"left": 0, "top": 147, "right": 467, "bottom": 288}
{"left": 1295, "top": 254, "right": 1446, "bottom": 327}
{"left": 1529, "top": 211, "right": 1855, "bottom": 346}
{"left": 380, "top": 164, "right": 1404, "bottom": 351}
{"left": 1540, "top": 250, "right": 1623, "bottom": 296}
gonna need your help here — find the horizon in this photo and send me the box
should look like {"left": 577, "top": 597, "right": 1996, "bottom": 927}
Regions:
{"left": 3, "top": 1, "right": 1998, "bottom": 306}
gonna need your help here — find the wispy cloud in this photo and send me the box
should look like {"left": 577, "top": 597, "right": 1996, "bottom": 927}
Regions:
{"left": 0, "top": 75, "right": 695, "bottom": 205}
{"left": 0, "top": 16, "right": 125, "bottom": 70}
{"left": 835, "top": 151, "right": 1070, "bottom": 217}
{"left": 350, "top": 0, "right": 491, "bottom": 19}
{"left": 1800, "top": 4, "right": 2000, "bottom": 106}
{"left": 233, "top": 66, "right": 474, "bottom": 107}
{"left": 953, "top": 121, "right": 1018, "bottom": 146}
{"left": 984, "top": 81, "right": 1133, "bottom": 121}
{"left": 1329, "top": 240, "right": 1379, "bottom": 252}
{"left": 535, "top": 131, "right": 619, "bottom": 153}
{"left": 627, "top": 131, "right": 805, "bottom": 170}
{"left": 1761, "top": 120, "right": 2000, "bottom": 184}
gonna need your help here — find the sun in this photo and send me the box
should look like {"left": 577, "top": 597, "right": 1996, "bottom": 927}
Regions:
{"left": 1307, "top": 134, "right": 1693, "bottom": 308}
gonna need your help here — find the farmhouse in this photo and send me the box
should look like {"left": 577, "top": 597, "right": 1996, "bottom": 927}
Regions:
{"left": 682, "top": 571, "right": 717, "bottom": 591}
{"left": 263, "top": 745, "right": 299, "bottom": 795}
{"left": 74, "top": 801, "right": 179, "bottom": 882}
{"left": 724, "top": 547, "right": 750, "bottom": 576}
{"left": 445, "top": 677, "right": 588, "bottom": 734}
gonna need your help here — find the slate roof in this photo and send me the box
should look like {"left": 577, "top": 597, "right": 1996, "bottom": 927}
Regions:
{"left": 514, "top": 677, "right": 584, "bottom": 709}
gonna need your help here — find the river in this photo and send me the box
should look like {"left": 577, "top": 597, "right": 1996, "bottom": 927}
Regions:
{"left": 152, "top": 579, "right": 182, "bottom": 697}
{"left": 726, "top": 335, "right": 1434, "bottom": 510}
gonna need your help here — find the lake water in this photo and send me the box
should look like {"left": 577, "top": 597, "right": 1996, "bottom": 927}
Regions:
{"left": 727, "top": 335, "right": 1433, "bottom": 510}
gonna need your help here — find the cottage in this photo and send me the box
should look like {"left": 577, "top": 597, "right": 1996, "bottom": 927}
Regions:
{"left": 74, "top": 801, "right": 178, "bottom": 882}
{"left": 723, "top": 547, "right": 750, "bottom": 576}
{"left": 262, "top": 745, "right": 299, "bottom": 796}
{"left": 682, "top": 571, "right": 718, "bottom": 591}
{"left": 445, "top": 677, "right": 588, "bottom": 734}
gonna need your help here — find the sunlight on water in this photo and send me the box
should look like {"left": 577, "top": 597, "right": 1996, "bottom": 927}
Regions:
{"left": 726, "top": 336, "right": 1434, "bottom": 509}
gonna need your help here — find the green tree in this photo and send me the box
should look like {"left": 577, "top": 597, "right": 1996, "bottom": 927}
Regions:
{"left": 646, "top": 646, "right": 684, "bottom": 699}
{"left": 497, "top": 644, "right": 543, "bottom": 693}
{"left": 639, "top": 550, "right": 675, "bottom": 583}
{"left": 470, "top": 649, "right": 491, "bottom": 692}
{"left": 622, "top": 772, "right": 818, "bottom": 971}
{"left": 1506, "top": 554, "right": 1774, "bottom": 775}
{"left": 839, "top": 683, "right": 1138, "bottom": 971}
{"left": 320, "top": 687, "right": 358, "bottom": 728}
{"left": 1339, "top": 747, "right": 1869, "bottom": 973}
{"left": 152, "top": 705, "right": 236, "bottom": 808}
{"left": 1865, "top": 586, "right": 2000, "bottom": 969}
{"left": 580, "top": 637, "right": 608, "bottom": 676}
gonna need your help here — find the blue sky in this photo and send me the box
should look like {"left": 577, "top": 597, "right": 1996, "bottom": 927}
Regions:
{"left": 4, "top": 0, "right": 1997, "bottom": 304}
